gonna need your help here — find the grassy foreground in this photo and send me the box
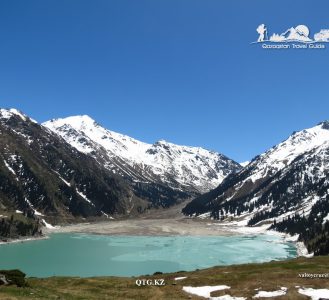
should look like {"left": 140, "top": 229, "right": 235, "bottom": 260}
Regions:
{"left": 0, "top": 256, "right": 329, "bottom": 299}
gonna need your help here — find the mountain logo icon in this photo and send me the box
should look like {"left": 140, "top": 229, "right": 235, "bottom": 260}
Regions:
{"left": 254, "top": 24, "right": 329, "bottom": 44}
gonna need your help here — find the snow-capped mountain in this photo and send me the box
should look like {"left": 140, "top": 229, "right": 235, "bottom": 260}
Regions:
{"left": 0, "top": 108, "right": 240, "bottom": 235}
{"left": 183, "top": 121, "right": 329, "bottom": 254}
{"left": 43, "top": 115, "right": 241, "bottom": 194}
{"left": 183, "top": 121, "right": 329, "bottom": 218}
{"left": 0, "top": 108, "right": 149, "bottom": 228}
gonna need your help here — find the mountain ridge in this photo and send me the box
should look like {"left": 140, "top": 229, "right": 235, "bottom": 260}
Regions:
{"left": 43, "top": 115, "right": 241, "bottom": 194}
{"left": 182, "top": 120, "right": 329, "bottom": 254}
{"left": 0, "top": 108, "right": 240, "bottom": 236}
{"left": 0, "top": 109, "right": 148, "bottom": 226}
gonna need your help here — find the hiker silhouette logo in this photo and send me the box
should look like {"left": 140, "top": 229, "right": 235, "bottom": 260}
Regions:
{"left": 253, "top": 24, "right": 329, "bottom": 44}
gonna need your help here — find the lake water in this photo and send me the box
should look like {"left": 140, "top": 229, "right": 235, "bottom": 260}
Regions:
{"left": 0, "top": 233, "right": 296, "bottom": 277}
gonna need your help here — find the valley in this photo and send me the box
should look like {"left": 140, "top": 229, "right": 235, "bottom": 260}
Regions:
{"left": 44, "top": 200, "right": 235, "bottom": 237}
{"left": 0, "top": 108, "right": 240, "bottom": 229}
{"left": 1, "top": 107, "right": 329, "bottom": 300}
{"left": 1, "top": 256, "right": 329, "bottom": 299}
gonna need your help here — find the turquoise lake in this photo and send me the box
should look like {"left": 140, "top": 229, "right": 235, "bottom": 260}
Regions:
{"left": 0, "top": 233, "right": 296, "bottom": 277}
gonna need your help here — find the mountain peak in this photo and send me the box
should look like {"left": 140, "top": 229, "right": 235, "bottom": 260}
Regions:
{"left": 75, "top": 114, "right": 95, "bottom": 122}
{"left": 183, "top": 120, "right": 329, "bottom": 257}
{"left": 0, "top": 108, "right": 37, "bottom": 123}
{"left": 1, "top": 108, "right": 26, "bottom": 121}
{"left": 45, "top": 115, "right": 98, "bottom": 130}
{"left": 43, "top": 115, "right": 241, "bottom": 193}
{"left": 157, "top": 139, "right": 168, "bottom": 144}
{"left": 62, "top": 114, "right": 95, "bottom": 124}
{"left": 318, "top": 120, "right": 329, "bottom": 130}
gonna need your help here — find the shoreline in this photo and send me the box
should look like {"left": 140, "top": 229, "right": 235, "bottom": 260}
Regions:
{"left": 1, "top": 217, "right": 312, "bottom": 258}
{"left": 0, "top": 235, "right": 48, "bottom": 245}
{"left": 201, "top": 219, "right": 313, "bottom": 258}
{"left": 43, "top": 217, "right": 239, "bottom": 237}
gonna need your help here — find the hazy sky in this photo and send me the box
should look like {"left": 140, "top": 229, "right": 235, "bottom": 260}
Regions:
{"left": 0, "top": 0, "right": 328, "bottom": 162}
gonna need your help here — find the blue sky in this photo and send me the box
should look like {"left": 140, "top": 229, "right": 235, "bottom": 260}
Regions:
{"left": 0, "top": 0, "right": 328, "bottom": 162}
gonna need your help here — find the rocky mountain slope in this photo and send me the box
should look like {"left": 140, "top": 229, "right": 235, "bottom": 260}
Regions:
{"left": 43, "top": 115, "right": 241, "bottom": 194}
{"left": 0, "top": 108, "right": 148, "bottom": 233}
{"left": 0, "top": 108, "right": 240, "bottom": 238}
{"left": 183, "top": 121, "right": 329, "bottom": 254}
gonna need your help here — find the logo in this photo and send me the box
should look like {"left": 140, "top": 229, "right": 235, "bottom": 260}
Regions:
{"left": 253, "top": 24, "right": 329, "bottom": 49}
{"left": 135, "top": 279, "right": 165, "bottom": 286}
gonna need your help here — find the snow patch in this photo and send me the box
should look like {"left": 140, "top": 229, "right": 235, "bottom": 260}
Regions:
{"left": 211, "top": 296, "right": 246, "bottom": 300}
{"left": 323, "top": 213, "right": 329, "bottom": 224}
{"left": 198, "top": 212, "right": 212, "bottom": 219}
{"left": 296, "top": 241, "right": 314, "bottom": 258}
{"left": 183, "top": 285, "right": 230, "bottom": 298}
{"left": 101, "top": 211, "right": 108, "bottom": 218}
{"left": 253, "top": 287, "right": 287, "bottom": 298}
{"left": 76, "top": 189, "right": 95, "bottom": 207}
{"left": 53, "top": 171, "right": 71, "bottom": 187}
{"left": 24, "top": 198, "right": 44, "bottom": 216}
{"left": 9, "top": 109, "right": 26, "bottom": 121}
{"left": 3, "top": 160, "right": 18, "bottom": 181}
{"left": 174, "top": 277, "right": 187, "bottom": 281}
{"left": 41, "top": 219, "right": 56, "bottom": 229}
{"left": 240, "top": 161, "right": 250, "bottom": 167}
{"left": 0, "top": 108, "right": 27, "bottom": 121}
{"left": 298, "top": 287, "right": 329, "bottom": 300}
